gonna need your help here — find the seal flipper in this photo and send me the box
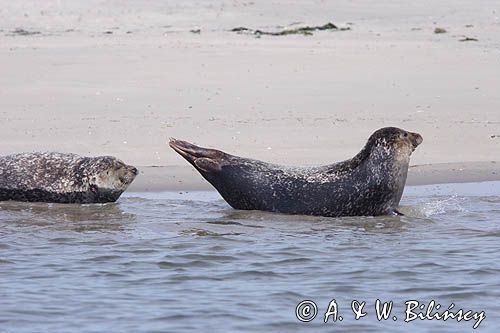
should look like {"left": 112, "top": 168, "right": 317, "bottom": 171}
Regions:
{"left": 392, "top": 209, "right": 405, "bottom": 216}
{"left": 169, "top": 138, "right": 224, "bottom": 173}
{"left": 194, "top": 158, "right": 222, "bottom": 172}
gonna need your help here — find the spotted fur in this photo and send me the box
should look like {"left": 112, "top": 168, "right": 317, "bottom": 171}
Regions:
{"left": 0, "top": 152, "right": 138, "bottom": 203}
{"left": 170, "top": 127, "right": 422, "bottom": 217}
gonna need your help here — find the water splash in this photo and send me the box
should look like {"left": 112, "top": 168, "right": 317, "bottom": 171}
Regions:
{"left": 402, "top": 195, "right": 469, "bottom": 218}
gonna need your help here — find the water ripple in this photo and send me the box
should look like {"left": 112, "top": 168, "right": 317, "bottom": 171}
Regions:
{"left": 1, "top": 187, "right": 499, "bottom": 332}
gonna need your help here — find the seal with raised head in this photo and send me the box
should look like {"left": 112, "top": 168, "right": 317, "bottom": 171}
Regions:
{"left": 169, "top": 127, "right": 422, "bottom": 217}
{"left": 0, "top": 152, "right": 138, "bottom": 203}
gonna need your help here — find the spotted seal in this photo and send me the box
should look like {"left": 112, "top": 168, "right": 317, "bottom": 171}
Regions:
{"left": 169, "top": 127, "right": 422, "bottom": 217}
{"left": 0, "top": 152, "right": 138, "bottom": 203}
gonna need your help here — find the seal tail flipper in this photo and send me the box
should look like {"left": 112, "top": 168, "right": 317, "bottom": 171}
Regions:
{"left": 169, "top": 138, "right": 224, "bottom": 173}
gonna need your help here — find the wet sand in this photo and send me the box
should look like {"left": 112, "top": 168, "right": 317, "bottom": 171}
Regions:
{"left": 0, "top": 0, "right": 499, "bottom": 191}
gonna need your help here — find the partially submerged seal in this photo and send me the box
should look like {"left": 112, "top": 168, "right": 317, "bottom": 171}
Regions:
{"left": 0, "top": 152, "right": 138, "bottom": 203}
{"left": 170, "top": 127, "right": 422, "bottom": 217}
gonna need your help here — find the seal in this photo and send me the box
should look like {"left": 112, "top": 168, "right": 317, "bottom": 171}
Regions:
{"left": 169, "top": 127, "right": 422, "bottom": 217}
{"left": 0, "top": 152, "right": 138, "bottom": 203}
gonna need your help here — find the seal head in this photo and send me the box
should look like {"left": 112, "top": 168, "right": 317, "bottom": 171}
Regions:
{"left": 170, "top": 127, "right": 422, "bottom": 217}
{"left": 79, "top": 156, "right": 139, "bottom": 202}
{"left": 351, "top": 127, "right": 422, "bottom": 168}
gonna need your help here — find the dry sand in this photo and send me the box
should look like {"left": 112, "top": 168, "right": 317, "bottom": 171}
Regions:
{"left": 0, "top": 0, "right": 499, "bottom": 191}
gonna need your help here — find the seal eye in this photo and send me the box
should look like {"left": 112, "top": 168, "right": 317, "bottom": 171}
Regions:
{"left": 403, "top": 132, "right": 408, "bottom": 138}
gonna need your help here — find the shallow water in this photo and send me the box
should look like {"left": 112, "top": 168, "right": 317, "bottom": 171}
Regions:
{"left": 1, "top": 182, "right": 500, "bottom": 333}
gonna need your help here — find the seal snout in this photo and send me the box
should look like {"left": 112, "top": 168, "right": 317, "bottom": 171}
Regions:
{"left": 129, "top": 166, "right": 138, "bottom": 176}
{"left": 410, "top": 132, "right": 423, "bottom": 148}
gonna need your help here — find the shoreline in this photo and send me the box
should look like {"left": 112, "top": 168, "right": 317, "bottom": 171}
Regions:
{"left": 127, "top": 161, "right": 500, "bottom": 192}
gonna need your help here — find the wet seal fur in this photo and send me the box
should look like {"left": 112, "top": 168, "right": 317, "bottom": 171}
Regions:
{"left": 170, "top": 127, "right": 423, "bottom": 217}
{"left": 0, "top": 152, "right": 138, "bottom": 203}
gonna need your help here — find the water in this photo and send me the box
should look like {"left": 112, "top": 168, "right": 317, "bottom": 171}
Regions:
{"left": 1, "top": 182, "right": 500, "bottom": 333}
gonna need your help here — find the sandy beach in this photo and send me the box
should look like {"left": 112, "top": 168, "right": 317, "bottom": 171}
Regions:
{"left": 1, "top": 0, "right": 499, "bottom": 191}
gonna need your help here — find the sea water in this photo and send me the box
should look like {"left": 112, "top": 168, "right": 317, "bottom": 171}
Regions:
{"left": 1, "top": 182, "right": 499, "bottom": 332}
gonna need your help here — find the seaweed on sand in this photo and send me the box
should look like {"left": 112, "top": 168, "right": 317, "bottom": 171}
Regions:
{"left": 459, "top": 36, "right": 478, "bottom": 42}
{"left": 8, "top": 28, "right": 41, "bottom": 36}
{"left": 231, "top": 22, "right": 350, "bottom": 36}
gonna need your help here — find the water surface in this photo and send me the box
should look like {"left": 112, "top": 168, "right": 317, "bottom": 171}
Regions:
{"left": 1, "top": 182, "right": 500, "bottom": 332}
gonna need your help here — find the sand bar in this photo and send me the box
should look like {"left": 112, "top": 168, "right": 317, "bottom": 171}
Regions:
{"left": 1, "top": 1, "right": 499, "bottom": 191}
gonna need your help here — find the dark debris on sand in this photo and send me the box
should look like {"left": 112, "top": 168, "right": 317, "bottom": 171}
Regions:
{"left": 231, "top": 22, "right": 350, "bottom": 36}
{"left": 459, "top": 36, "right": 479, "bottom": 42}
{"left": 434, "top": 27, "right": 447, "bottom": 34}
{"left": 8, "top": 28, "right": 41, "bottom": 36}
